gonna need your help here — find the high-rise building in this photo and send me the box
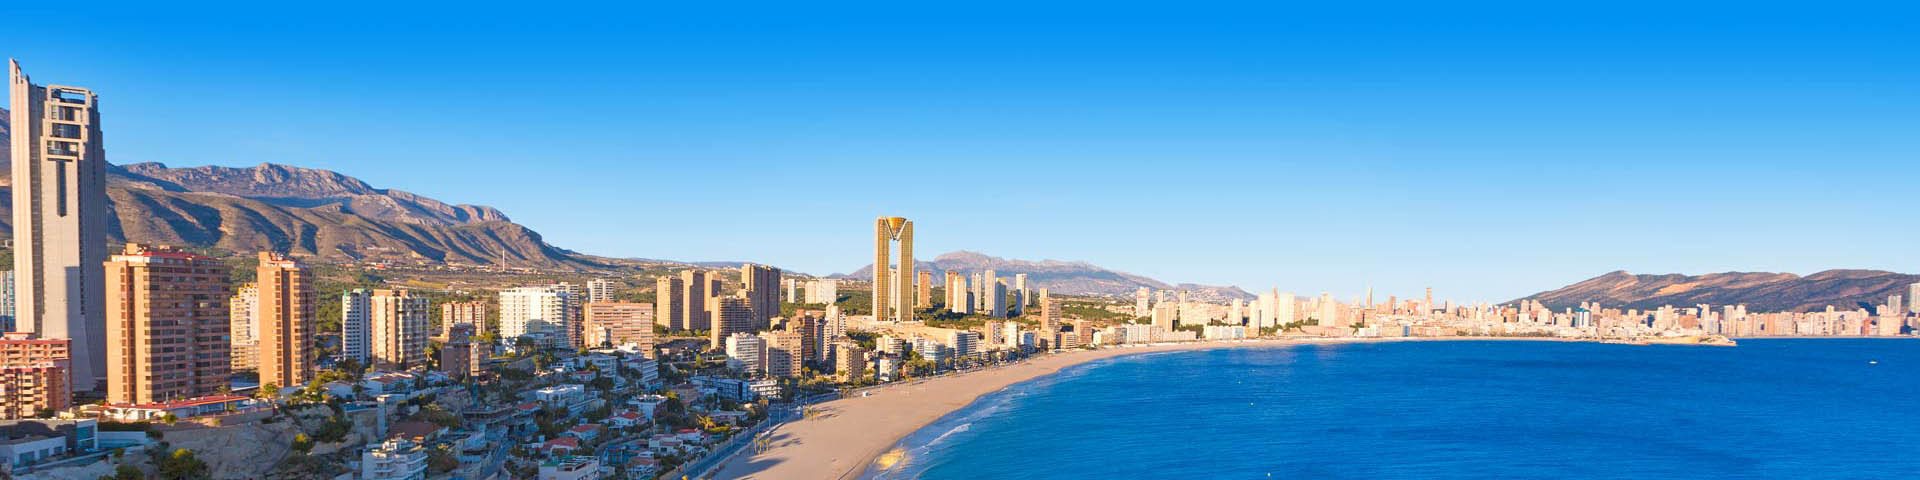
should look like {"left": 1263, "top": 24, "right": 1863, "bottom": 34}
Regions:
{"left": 1135, "top": 288, "right": 1150, "bottom": 317}
{"left": 742, "top": 264, "right": 782, "bottom": 329}
{"left": 10, "top": 61, "right": 110, "bottom": 393}
{"left": 724, "top": 332, "right": 764, "bottom": 374}
{"left": 340, "top": 289, "right": 372, "bottom": 365}
{"left": 368, "top": 290, "right": 430, "bottom": 371}
{"left": 585, "top": 279, "right": 617, "bottom": 304}
{"left": 655, "top": 275, "right": 685, "bottom": 331}
{"left": 0, "top": 333, "right": 69, "bottom": 419}
{"left": 760, "top": 330, "right": 802, "bottom": 378}
{"left": 803, "top": 279, "right": 839, "bottom": 305}
{"left": 783, "top": 278, "right": 797, "bottom": 303}
{"left": 987, "top": 279, "right": 1008, "bottom": 318}
{"left": 946, "top": 271, "right": 970, "bottom": 314}
{"left": 1012, "top": 274, "right": 1028, "bottom": 315}
{"left": 257, "top": 252, "right": 315, "bottom": 391}
{"left": 1039, "top": 289, "right": 1060, "bottom": 339}
{"left": 440, "top": 301, "right": 487, "bottom": 339}
{"left": 583, "top": 302, "right": 655, "bottom": 354}
{"left": 978, "top": 270, "right": 998, "bottom": 312}
{"left": 711, "top": 296, "right": 754, "bottom": 350}
{"left": 872, "top": 217, "right": 915, "bottom": 322}
{"left": 104, "top": 244, "right": 230, "bottom": 404}
{"left": 439, "top": 324, "right": 484, "bottom": 381}
{"left": 229, "top": 284, "right": 258, "bottom": 372}
{"left": 916, "top": 271, "right": 933, "bottom": 309}
{"left": 498, "top": 286, "right": 576, "bottom": 343}
{"left": 681, "top": 271, "right": 712, "bottom": 331}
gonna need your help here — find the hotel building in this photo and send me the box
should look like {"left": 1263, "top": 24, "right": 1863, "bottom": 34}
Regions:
{"left": 9, "top": 60, "right": 110, "bottom": 393}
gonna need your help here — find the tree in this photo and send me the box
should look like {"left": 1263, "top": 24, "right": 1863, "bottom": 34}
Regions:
{"left": 260, "top": 382, "right": 280, "bottom": 399}
{"left": 292, "top": 433, "right": 313, "bottom": 453}
{"left": 101, "top": 464, "right": 142, "bottom": 480}
{"left": 153, "top": 449, "right": 209, "bottom": 480}
{"left": 160, "top": 413, "right": 179, "bottom": 426}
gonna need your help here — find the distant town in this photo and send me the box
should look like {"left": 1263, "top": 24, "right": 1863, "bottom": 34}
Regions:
{"left": 0, "top": 61, "right": 1913, "bottom": 480}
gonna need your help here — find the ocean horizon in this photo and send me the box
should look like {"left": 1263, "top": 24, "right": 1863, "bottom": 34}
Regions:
{"left": 870, "top": 339, "right": 1920, "bottom": 479}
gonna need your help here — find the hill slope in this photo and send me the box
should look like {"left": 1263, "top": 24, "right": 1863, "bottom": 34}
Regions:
{"left": 842, "top": 250, "right": 1252, "bottom": 302}
{"left": 1514, "top": 270, "right": 1919, "bottom": 312}
{"left": 2, "top": 108, "right": 604, "bottom": 269}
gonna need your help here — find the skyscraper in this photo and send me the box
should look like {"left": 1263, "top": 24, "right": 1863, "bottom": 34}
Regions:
{"left": 917, "top": 271, "right": 933, "bottom": 309}
{"left": 10, "top": 60, "right": 109, "bottom": 393}
{"left": 0, "top": 272, "right": 14, "bottom": 332}
{"left": 681, "top": 270, "right": 712, "bottom": 331}
{"left": 742, "top": 264, "right": 782, "bottom": 328}
{"left": 1135, "top": 288, "right": 1150, "bottom": 317}
{"left": 368, "top": 290, "right": 430, "bottom": 371}
{"left": 340, "top": 289, "right": 372, "bottom": 365}
{"left": 440, "top": 301, "right": 487, "bottom": 339}
{"left": 872, "top": 217, "right": 914, "bottom": 322}
{"left": 257, "top": 252, "right": 315, "bottom": 391}
{"left": 1012, "top": 274, "right": 1028, "bottom": 315}
{"left": 655, "top": 275, "right": 685, "bottom": 331}
{"left": 499, "top": 286, "right": 575, "bottom": 342}
{"left": 945, "top": 271, "right": 970, "bottom": 314}
{"left": 584, "top": 302, "right": 655, "bottom": 353}
{"left": 105, "top": 244, "right": 230, "bottom": 404}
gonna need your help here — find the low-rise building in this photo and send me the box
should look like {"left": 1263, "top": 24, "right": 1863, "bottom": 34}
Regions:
{"left": 361, "top": 438, "right": 428, "bottom": 480}
{"left": 0, "top": 419, "right": 96, "bottom": 471}
{"left": 539, "top": 455, "right": 601, "bottom": 480}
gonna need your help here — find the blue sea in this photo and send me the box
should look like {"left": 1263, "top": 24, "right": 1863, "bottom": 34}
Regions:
{"left": 869, "top": 339, "right": 1920, "bottom": 479}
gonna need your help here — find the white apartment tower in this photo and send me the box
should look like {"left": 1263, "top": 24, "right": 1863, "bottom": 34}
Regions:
{"left": 499, "top": 286, "right": 577, "bottom": 342}
{"left": 10, "top": 60, "right": 110, "bottom": 392}
{"left": 341, "top": 289, "right": 372, "bottom": 364}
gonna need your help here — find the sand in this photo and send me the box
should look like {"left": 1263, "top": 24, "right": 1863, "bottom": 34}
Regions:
{"left": 711, "top": 337, "right": 1405, "bottom": 480}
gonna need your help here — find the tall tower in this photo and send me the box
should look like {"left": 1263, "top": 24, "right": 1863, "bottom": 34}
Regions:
{"left": 104, "top": 244, "right": 230, "bottom": 404}
{"left": 10, "top": 60, "right": 110, "bottom": 392}
{"left": 257, "top": 252, "right": 315, "bottom": 390}
{"left": 872, "top": 217, "right": 914, "bottom": 322}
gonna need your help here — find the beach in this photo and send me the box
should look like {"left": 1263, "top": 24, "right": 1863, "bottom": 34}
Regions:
{"left": 711, "top": 337, "right": 1427, "bottom": 480}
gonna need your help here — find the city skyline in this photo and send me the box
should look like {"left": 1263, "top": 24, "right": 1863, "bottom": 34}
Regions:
{"left": 2, "top": 4, "right": 1917, "bottom": 302}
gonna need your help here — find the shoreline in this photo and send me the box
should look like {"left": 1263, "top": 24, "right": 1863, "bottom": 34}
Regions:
{"left": 710, "top": 336, "right": 1594, "bottom": 480}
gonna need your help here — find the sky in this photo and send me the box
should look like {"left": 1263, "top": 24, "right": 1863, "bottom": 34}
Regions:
{"left": 3, "top": 2, "right": 1916, "bottom": 303}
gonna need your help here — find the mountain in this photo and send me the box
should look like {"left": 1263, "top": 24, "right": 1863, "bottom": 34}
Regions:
{"left": 841, "top": 250, "right": 1253, "bottom": 302}
{"left": 1514, "top": 270, "right": 1920, "bottom": 312}
{"left": 1, "top": 108, "right": 606, "bottom": 270}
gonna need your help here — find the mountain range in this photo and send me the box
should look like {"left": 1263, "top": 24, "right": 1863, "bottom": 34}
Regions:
{"left": 1, "top": 108, "right": 605, "bottom": 270}
{"left": 840, "top": 250, "right": 1254, "bottom": 301}
{"left": 1515, "top": 269, "right": 1920, "bottom": 313}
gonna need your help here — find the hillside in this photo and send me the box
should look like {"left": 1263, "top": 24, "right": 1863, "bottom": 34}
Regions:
{"left": 1, "top": 108, "right": 606, "bottom": 270}
{"left": 1514, "top": 269, "right": 1920, "bottom": 312}
{"left": 841, "top": 250, "right": 1253, "bottom": 301}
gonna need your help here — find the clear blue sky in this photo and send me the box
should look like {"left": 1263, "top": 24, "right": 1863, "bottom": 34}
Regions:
{"left": 4, "top": 2, "right": 1916, "bottom": 303}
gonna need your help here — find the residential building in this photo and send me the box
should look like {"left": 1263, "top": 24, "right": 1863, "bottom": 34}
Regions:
{"left": 759, "top": 330, "right": 802, "bottom": 378}
{"left": 585, "top": 278, "right": 617, "bottom": 304}
{"left": 584, "top": 302, "right": 655, "bottom": 353}
{"left": 711, "top": 297, "right": 754, "bottom": 350}
{"left": 369, "top": 290, "right": 430, "bottom": 370}
{"left": 0, "top": 418, "right": 97, "bottom": 470}
{"left": 0, "top": 272, "right": 14, "bottom": 332}
{"left": 440, "top": 324, "right": 483, "bottom": 380}
{"left": 0, "top": 334, "right": 69, "bottom": 419}
{"left": 361, "top": 438, "right": 428, "bottom": 480}
{"left": 681, "top": 270, "right": 712, "bottom": 331}
{"left": 440, "top": 301, "right": 487, "bottom": 338}
{"left": 945, "top": 271, "right": 970, "bottom": 314}
{"left": 539, "top": 456, "right": 601, "bottom": 480}
{"left": 724, "top": 333, "right": 764, "bottom": 374}
{"left": 499, "top": 286, "right": 577, "bottom": 345}
{"left": 341, "top": 288, "right": 371, "bottom": 365}
{"left": 916, "top": 270, "right": 933, "bottom": 308}
{"left": 834, "top": 341, "right": 867, "bottom": 379}
{"left": 229, "top": 284, "right": 258, "bottom": 372}
{"left": 257, "top": 252, "right": 316, "bottom": 391}
{"left": 9, "top": 61, "right": 109, "bottom": 394}
{"left": 804, "top": 279, "right": 838, "bottom": 304}
{"left": 104, "top": 244, "right": 230, "bottom": 404}
{"left": 872, "top": 217, "right": 915, "bottom": 322}
{"left": 655, "top": 275, "right": 685, "bottom": 331}
{"left": 742, "top": 264, "right": 782, "bottom": 329}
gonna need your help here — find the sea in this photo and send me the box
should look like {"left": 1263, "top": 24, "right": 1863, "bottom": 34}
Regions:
{"left": 867, "top": 339, "right": 1920, "bottom": 479}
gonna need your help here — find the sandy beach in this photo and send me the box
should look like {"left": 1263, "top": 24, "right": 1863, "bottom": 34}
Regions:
{"left": 712, "top": 337, "right": 1427, "bottom": 480}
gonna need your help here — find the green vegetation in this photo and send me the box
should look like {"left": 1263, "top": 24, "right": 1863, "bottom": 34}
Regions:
{"left": 152, "top": 449, "right": 209, "bottom": 480}
{"left": 101, "top": 464, "right": 143, "bottom": 480}
{"left": 1061, "top": 301, "right": 1132, "bottom": 322}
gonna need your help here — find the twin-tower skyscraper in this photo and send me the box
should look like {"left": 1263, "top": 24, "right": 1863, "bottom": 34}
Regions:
{"left": 872, "top": 217, "right": 914, "bottom": 322}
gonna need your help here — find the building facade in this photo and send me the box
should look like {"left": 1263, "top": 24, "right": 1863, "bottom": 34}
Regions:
{"left": 583, "top": 302, "right": 655, "bottom": 352}
{"left": 0, "top": 334, "right": 70, "bottom": 419}
{"left": 104, "top": 244, "right": 231, "bottom": 405}
{"left": 369, "top": 290, "right": 430, "bottom": 371}
{"left": 257, "top": 252, "right": 315, "bottom": 391}
{"left": 9, "top": 60, "right": 110, "bottom": 394}
{"left": 872, "top": 217, "right": 914, "bottom": 322}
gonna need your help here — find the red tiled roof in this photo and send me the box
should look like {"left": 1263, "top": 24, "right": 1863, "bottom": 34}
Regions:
{"left": 568, "top": 424, "right": 600, "bottom": 433}
{"left": 542, "top": 437, "right": 580, "bottom": 449}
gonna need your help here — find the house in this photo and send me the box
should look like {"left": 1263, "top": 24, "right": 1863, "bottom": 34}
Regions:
{"left": 388, "top": 421, "right": 448, "bottom": 443}
{"left": 674, "top": 428, "right": 708, "bottom": 444}
{"left": 101, "top": 395, "right": 259, "bottom": 421}
{"left": 562, "top": 423, "right": 601, "bottom": 442}
{"left": 646, "top": 435, "right": 683, "bottom": 454}
{"left": 607, "top": 411, "right": 647, "bottom": 429}
{"left": 0, "top": 419, "right": 98, "bottom": 471}
{"left": 539, "top": 436, "right": 580, "bottom": 455}
{"left": 709, "top": 411, "right": 748, "bottom": 426}
{"left": 538, "top": 455, "right": 600, "bottom": 480}
{"left": 623, "top": 456, "right": 659, "bottom": 479}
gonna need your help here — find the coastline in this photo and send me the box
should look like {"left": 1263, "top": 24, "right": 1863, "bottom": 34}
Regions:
{"left": 710, "top": 336, "right": 1591, "bottom": 480}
